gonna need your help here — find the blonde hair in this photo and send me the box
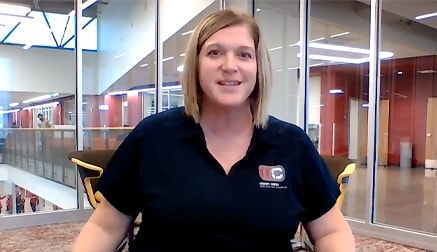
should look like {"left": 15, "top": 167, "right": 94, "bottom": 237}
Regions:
{"left": 181, "top": 9, "right": 272, "bottom": 128}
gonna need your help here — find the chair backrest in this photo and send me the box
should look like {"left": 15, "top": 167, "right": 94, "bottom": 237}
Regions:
{"left": 68, "top": 149, "right": 116, "bottom": 208}
{"left": 321, "top": 155, "right": 356, "bottom": 209}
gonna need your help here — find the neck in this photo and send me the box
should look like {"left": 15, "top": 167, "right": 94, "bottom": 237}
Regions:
{"left": 199, "top": 102, "right": 253, "bottom": 137}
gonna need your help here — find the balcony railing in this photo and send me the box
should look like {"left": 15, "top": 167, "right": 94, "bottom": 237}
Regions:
{"left": 0, "top": 127, "right": 133, "bottom": 189}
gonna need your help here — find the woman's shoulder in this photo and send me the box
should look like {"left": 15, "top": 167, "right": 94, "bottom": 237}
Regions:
{"left": 130, "top": 107, "right": 194, "bottom": 139}
{"left": 266, "top": 115, "right": 308, "bottom": 138}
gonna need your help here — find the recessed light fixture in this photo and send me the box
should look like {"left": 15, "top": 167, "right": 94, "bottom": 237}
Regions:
{"left": 418, "top": 69, "right": 436, "bottom": 74}
{"left": 415, "top": 12, "right": 437, "bottom": 20}
{"left": 329, "top": 89, "right": 344, "bottom": 94}
{"left": 330, "top": 32, "right": 350, "bottom": 38}
{"left": 181, "top": 30, "right": 194, "bottom": 36}
{"left": 269, "top": 46, "right": 282, "bottom": 51}
{"left": 176, "top": 65, "right": 184, "bottom": 72}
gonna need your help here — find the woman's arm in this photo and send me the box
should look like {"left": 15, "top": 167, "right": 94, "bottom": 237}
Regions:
{"left": 72, "top": 198, "right": 133, "bottom": 252}
{"left": 303, "top": 205, "right": 355, "bottom": 252}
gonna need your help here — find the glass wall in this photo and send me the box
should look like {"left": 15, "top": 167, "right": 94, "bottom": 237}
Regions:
{"left": 307, "top": 0, "right": 372, "bottom": 221}
{"left": 374, "top": 0, "right": 437, "bottom": 236}
{"left": 252, "top": 0, "right": 437, "bottom": 250}
{"left": 0, "top": 1, "right": 78, "bottom": 216}
{"left": 254, "top": 0, "right": 301, "bottom": 125}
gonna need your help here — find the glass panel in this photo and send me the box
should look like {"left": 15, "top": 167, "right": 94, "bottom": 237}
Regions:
{"left": 308, "top": 0, "right": 372, "bottom": 220}
{"left": 375, "top": 0, "right": 437, "bottom": 235}
{"left": 83, "top": 0, "right": 156, "bottom": 156}
{"left": 161, "top": 0, "right": 221, "bottom": 111}
{"left": 255, "top": 0, "right": 301, "bottom": 125}
{"left": 0, "top": 9, "right": 77, "bottom": 214}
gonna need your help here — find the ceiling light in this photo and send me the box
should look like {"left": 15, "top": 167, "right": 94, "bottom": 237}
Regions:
{"left": 0, "top": 109, "right": 19, "bottom": 115}
{"left": 114, "top": 53, "right": 127, "bottom": 59}
{"left": 330, "top": 32, "right": 350, "bottom": 38}
{"left": 22, "top": 102, "right": 59, "bottom": 110}
{"left": 176, "top": 64, "right": 184, "bottom": 72}
{"left": 181, "top": 30, "right": 194, "bottom": 36}
{"left": 310, "top": 37, "right": 325, "bottom": 42}
{"left": 22, "top": 93, "right": 58, "bottom": 104}
{"left": 415, "top": 12, "right": 437, "bottom": 20}
{"left": 289, "top": 41, "right": 394, "bottom": 60}
{"left": 329, "top": 89, "right": 344, "bottom": 94}
{"left": 162, "top": 56, "right": 174, "bottom": 62}
{"left": 140, "top": 63, "right": 148, "bottom": 67}
{"left": 269, "top": 46, "right": 282, "bottom": 51}
{"left": 310, "top": 42, "right": 393, "bottom": 58}
{"left": 9, "top": 102, "right": 19, "bottom": 107}
{"left": 23, "top": 44, "right": 32, "bottom": 49}
{"left": 418, "top": 69, "right": 436, "bottom": 74}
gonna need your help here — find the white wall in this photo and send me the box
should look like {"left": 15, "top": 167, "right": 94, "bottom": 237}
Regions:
{"left": 308, "top": 76, "right": 321, "bottom": 125}
{"left": 0, "top": 44, "right": 98, "bottom": 95}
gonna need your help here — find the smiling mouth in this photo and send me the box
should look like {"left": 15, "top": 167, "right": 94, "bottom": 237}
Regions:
{"left": 218, "top": 81, "right": 241, "bottom": 86}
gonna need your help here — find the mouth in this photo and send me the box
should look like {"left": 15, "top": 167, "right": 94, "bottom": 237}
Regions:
{"left": 217, "top": 80, "right": 241, "bottom": 86}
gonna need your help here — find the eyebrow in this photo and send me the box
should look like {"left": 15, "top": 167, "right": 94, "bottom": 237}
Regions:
{"left": 204, "top": 43, "right": 255, "bottom": 52}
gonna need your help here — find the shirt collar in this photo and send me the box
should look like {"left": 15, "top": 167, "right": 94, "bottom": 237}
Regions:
{"left": 176, "top": 112, "right": 281, "bottom": 147}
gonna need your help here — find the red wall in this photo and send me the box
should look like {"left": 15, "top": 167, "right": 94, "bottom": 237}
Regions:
{"left": 127, "top": 92, "right": 143, "bottom": 126}
{"left": 85, "top": 95, "right": 123, "bottom": 127}
{"left": 316, "top": 55, "right": 436, "bottom": 167}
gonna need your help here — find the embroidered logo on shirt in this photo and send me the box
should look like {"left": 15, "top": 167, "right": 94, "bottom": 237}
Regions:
{"left": 258, "top": 165, "right": 286, "bottom": 182}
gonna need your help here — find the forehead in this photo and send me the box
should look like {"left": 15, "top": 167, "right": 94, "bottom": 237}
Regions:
{"left": 203, "top": 25, "right": 255, "bottom": 49}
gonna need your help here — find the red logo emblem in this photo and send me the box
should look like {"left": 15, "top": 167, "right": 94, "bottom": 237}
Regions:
{"left": 258, "top": 165, "right": 285, "bottom": 182}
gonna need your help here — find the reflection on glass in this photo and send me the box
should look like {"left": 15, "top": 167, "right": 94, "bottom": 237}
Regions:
{"left": 255, "top": 0, "right": 300, "bottom": 124}
{"left": 161, "top": 0, "right": 221, "bottom": 111}
{"left": 375, "top": 1, "right": 437, "bottom": 235}
{"left": 308, "top": 0, "right": 372, "bottom": 220}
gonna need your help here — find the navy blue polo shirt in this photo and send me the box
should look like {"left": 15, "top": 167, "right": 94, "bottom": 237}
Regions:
{"left": 97, "top": 107, "right": 340, "bottom": 251}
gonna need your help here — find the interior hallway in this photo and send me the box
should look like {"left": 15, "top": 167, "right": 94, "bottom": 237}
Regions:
{"left": 0, "top": 221, "right": 432, "bottom": 252}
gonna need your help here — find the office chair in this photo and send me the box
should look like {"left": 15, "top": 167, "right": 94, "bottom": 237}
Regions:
{"left": 292, "top": 155, "right": 356, "bottom": 251}
{"left": 321, "top": 155, "right": 356, "bottom": 209}
{"left": 69, "top": 149, "right": 140, "bottom": 252}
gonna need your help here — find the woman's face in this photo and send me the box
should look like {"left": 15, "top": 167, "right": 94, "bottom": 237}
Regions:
{"left": 198, "top": 24, "right": 257, "bottom": 109}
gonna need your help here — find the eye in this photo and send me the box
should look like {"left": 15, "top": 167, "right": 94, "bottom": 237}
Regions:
{"left": 239, "top": 51, "right": 253, "bottom": 59}
{"left": 207, "top": 49, "right": 221, "bottom": 56}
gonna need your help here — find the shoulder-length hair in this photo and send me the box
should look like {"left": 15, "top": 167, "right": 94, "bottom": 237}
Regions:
{"left": 181, "top": 9, "right": 272, "bottom": 128}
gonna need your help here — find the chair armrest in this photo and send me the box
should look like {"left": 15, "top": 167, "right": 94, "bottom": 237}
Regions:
{"left": 70, "top": 158, "right": 104, "bottom": 176}
{"left": 337, "top": 163, "right": 355, "bottom": 185}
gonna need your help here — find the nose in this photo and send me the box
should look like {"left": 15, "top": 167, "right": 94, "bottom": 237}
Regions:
{"left": 221, "top": 53, "right": 238, "bottom": 72}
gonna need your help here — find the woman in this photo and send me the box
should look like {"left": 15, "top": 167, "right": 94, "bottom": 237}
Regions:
{"left": 72, "top": 9, "right": 355, "bottom": 251}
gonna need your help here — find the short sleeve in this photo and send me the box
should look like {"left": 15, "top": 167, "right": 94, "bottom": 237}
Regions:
{"left": 97, "top": 127, "right": 143, "bottom": 217}
{"left": 299, "top": 133, "right": 340, "bottom": 224}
